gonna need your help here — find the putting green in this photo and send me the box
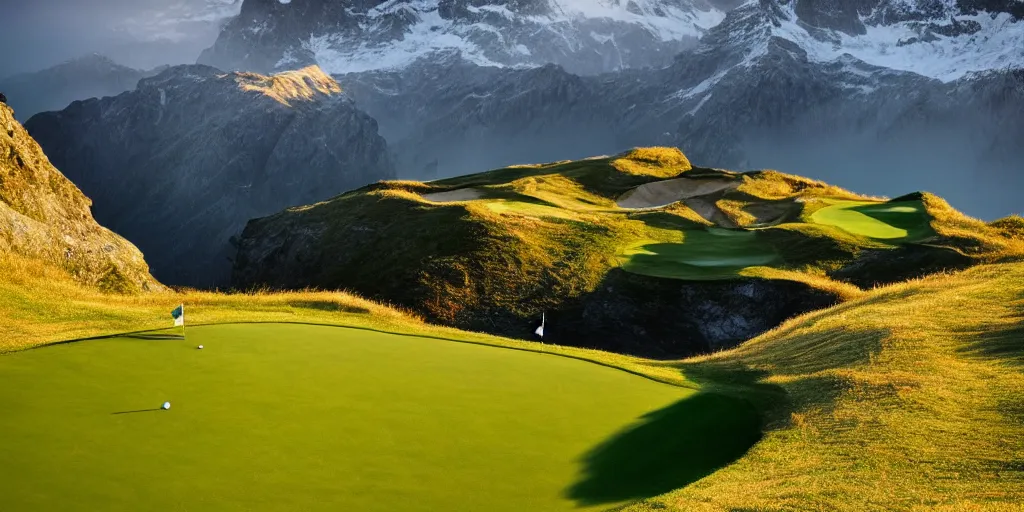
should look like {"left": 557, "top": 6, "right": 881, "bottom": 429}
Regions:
{"left": 618, "top": 228, "right": 780, "bottom": 280}
{"left": 808, "top": 200, "right": 934, "bottom": 241}
{"left": 0, "top": 324, "right": 760, "bottom": 511}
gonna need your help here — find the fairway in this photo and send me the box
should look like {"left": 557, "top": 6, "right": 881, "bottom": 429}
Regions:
{"left": 0, "top": 324, "right": 760, "bottom": 511}
{"left": 617, "top": 228, "right": 780, "bottom": 279}
{"left": 808, "top": 200, "right": 934, "bottom": 241}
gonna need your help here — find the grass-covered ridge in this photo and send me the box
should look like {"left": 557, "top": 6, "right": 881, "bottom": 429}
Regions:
{"left": 233, "top": 147, "right": 1023, "bottom": 356}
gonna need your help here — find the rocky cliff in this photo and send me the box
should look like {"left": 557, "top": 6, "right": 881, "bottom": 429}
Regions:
{"left": 0, "top": 103, "right": 158, "bottom": 292}
{"left": 25, "top": 65, "right": 395, "bottom": 287}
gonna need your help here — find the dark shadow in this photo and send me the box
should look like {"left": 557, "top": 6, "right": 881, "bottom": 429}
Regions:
{"left": 630, "top": 211, "right": 708, "bottom": 232}
{"left": 286, "top": 300, "right": 370, "bottom": 314}
{"left": 111, "top": 408, "right": 163, "bottom": 415}
{"left": 120, "top": 333, "right": 184, "bottom": 341}
{"left": 566, "top": 392, "right": 762, "bottom": 506}
{"left": 849, "top": 200, "right": 932, "bottom": 239}
{"left": 956, "top": 293, "right": 1024, "bottom": 367}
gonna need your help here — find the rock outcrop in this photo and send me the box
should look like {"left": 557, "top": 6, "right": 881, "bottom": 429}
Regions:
{"left": 0, "top": 103, "right": 159, "bottom": 292}
{"left": 26, "top": 65, "right": 395, "bottom": 287}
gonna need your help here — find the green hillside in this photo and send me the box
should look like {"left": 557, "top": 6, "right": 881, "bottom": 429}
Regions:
{"left": 232, "top": 148, "right": 1023, "bottom": 356}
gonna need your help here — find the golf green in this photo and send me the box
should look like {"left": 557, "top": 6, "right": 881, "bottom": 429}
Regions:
{"left": 617, "top": 228, "right": 779, "bottom": 280}
{"left": 808, "top": 200, "right": 934, "bottom": 241}
{"left": 0, "top": 323, "right": 760, "bottom": 511}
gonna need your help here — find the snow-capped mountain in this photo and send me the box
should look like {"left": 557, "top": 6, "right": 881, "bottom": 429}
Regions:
{"left": 199, "top": 0, "right": 733, "bottom": 74}
{"left": 324, "top": 0, "right": 1023, "bottom": 218}
{"left": 200, "top": 0, "right": 1023, "bottom": 77}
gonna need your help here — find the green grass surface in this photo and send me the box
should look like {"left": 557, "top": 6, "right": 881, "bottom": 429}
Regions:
{"left": 617, "top": 228, "right": 780, "bottom": 279}
{"left": 0, "top": 323, "right": 760, "bottom": 511}
{"left": 807, "top": 200, "right": 934, "bottom": 242}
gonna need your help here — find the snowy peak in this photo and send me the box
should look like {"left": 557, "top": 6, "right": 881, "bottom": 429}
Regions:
{"left": 199, "top": 0, "right": 729, "bottom": 74}
{"left": 700, "top": 0, "right": 1024, "bottom": 82}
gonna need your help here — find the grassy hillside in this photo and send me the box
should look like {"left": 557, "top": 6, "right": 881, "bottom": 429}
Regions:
{"left": 628, "top": 259, "right": 1024, "bottom": 511}
{"left": 233, "top": 147, "right": 1023, "bottom": 356}
{"left": 5, "top": 238, "right": 1023, "bottom": 510}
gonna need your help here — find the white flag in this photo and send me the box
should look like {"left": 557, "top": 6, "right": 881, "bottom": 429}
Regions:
{"left": 534, "top": 313, "right": 545, "bottom": 338}
{"left": 172, "top": 304, "right": 184, "bottom": 327}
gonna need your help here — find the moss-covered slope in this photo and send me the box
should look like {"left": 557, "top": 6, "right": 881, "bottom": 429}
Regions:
{"left": 232, "top": 147, "right": 1023, "bottom": 357}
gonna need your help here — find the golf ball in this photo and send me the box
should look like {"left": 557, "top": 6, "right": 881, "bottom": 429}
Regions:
{"left": 197, "top": 345, "right": 204, "bottom": 349}
{"left": 162, "top": 402, "right": 171, "bottom": 410}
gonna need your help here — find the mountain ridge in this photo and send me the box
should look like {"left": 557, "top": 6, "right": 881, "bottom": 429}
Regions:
{"left": 25, "top": 64, "right": 396, "bottom": 288}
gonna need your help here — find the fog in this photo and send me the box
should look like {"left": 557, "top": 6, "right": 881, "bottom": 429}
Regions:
{"left": 0, "top": 0, "right": 239, "bottom": 77}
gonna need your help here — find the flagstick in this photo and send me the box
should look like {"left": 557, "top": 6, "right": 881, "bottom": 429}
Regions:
{"left": 181, "top": 304, "right": 186, "bottom": 339}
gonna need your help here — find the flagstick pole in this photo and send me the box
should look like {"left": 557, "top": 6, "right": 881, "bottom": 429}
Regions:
{"left": 181, "top": 304, "right": 186, "bottom": 339}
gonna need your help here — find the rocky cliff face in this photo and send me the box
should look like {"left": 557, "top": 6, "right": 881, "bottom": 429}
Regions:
{"left": 198, "top": 0, "right": 730, "bottom": 75}
{"left": 0, "top": 54, "right": 160, "bottom": 121}
{"left": 25, "top": 65, "right": 395, "bottom": 288}
{"left": 0, "top": 103, "right": 159, "bottom": 292}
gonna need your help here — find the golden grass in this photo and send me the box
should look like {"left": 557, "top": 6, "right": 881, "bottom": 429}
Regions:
{"left": 715, "top": 198, "right": 759, "bottom": 226}
{"left": 0, "top": 252, "right": 700, "bottom": 390}
{"left": 611, "top": 147, "right": 693, "bottom": 177}
{"left": 626, "top": 262, "right": 1024, "bottom": 511}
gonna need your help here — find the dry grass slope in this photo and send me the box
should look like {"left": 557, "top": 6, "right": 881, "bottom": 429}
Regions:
{"left": 625, "top": 261, "right": 1024, "bottom": 511}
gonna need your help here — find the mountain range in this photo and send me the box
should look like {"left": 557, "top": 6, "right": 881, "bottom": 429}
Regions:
{"left": 197, "top": 0, "right": 1023, "bottom": 218}
{"left": 25, "top": 65, "right": 394, "bottom": 287}
{"left": 9, "top": 0, "right": 1021, "bottom": 289}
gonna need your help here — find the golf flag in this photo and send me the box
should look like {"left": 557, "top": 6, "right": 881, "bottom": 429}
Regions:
{"left": 534, "top": 313, "right": 545, "bottom": 338}
{"left": 171, "top": 304, "right": 184, "bottom": 327}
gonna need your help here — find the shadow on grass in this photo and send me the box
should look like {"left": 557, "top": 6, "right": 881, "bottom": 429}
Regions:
{"left": 121, "top": 333, "right": 184, "bottom": 341}
{"left": 956, "top": 293, "right": 1024, "bottom": 367}
{"left": 566, "top": 392, "right": 762, "bottom": 507}
{"left": 285, "top": 300, "right": 370, "bottom": 314}
{"left": 111, "top": 408, "right": 163, "bottom": 415}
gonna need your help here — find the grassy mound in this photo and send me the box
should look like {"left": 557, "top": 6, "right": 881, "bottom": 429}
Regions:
{"left": 233, "top": 148, "right": 1022, "bottom": 356}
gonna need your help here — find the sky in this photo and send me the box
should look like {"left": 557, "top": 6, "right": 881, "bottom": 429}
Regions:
{"left": 0, "top": 0, "right": 241, "bottom": 78}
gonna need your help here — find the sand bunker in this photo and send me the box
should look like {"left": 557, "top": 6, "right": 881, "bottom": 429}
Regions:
{"left": 616, "top": 178, "right": 738, "bottom": 209}
{"left": 421, "top": 188, "right": 485, "bottom": 202}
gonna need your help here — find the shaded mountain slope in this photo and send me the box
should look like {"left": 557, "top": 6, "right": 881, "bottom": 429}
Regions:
{"left": 232, "top": 147, "right": 1022, "bottom": 357}
{"left": 25, "top": 65, "right": 395, "bottom": 288}
{"left": 0, "top": 103, "right": 158, "bottom": 293}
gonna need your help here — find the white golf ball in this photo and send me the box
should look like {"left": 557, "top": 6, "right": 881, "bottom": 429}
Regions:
{"left": 162, "top": 402, "right": 171, "bottom": 410}
{"left": 197, "top": 345, "right": 204, "bottom": 349}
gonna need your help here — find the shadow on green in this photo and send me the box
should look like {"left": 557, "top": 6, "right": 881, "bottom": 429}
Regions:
{"left": 566, "top": 392, "right": 762, "bottom": 506}
{"left": 849, "top": 201, "right": 934, "bottom": 241}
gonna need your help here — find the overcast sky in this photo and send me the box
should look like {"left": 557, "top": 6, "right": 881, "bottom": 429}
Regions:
{"left": 0, "top": 0, "right": 240, "bottom": 77}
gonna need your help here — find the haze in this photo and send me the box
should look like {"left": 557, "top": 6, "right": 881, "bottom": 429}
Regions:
{"left": 0, "top": 0, "right": 239, "bottom": 77}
